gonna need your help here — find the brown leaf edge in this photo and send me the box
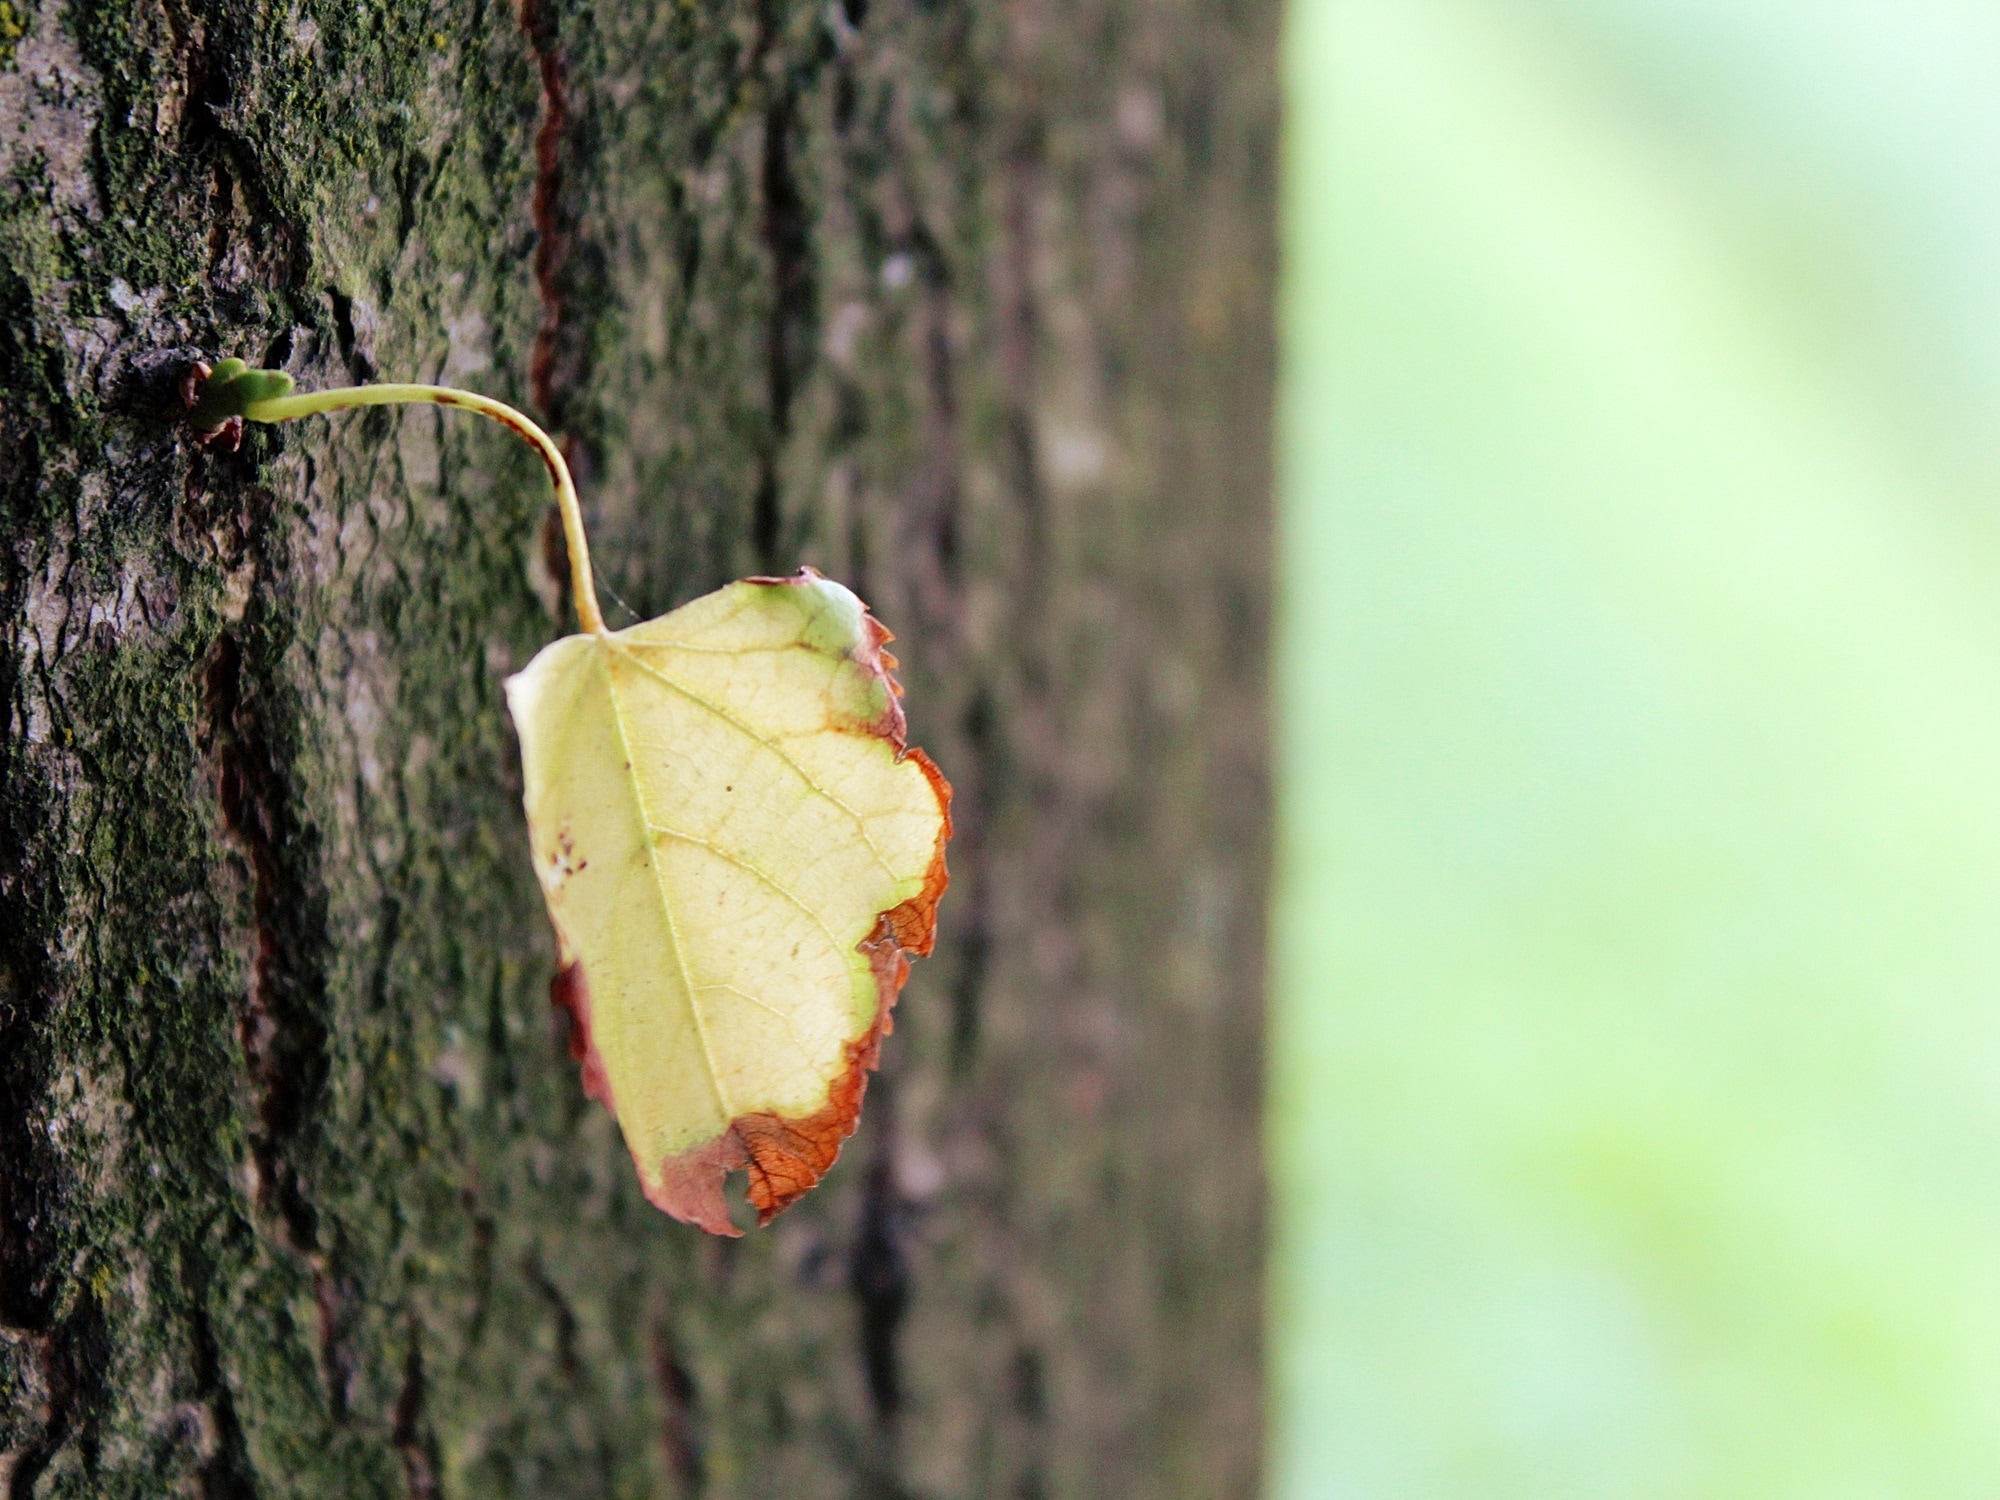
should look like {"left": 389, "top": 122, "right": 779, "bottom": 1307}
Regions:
{"left": 548, "top": 570, "right": 952, "bottom": 1235}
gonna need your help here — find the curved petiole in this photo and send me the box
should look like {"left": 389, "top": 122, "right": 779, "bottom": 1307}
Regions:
{"left": 188, "top": 359, "right": 604, "bottom": 635}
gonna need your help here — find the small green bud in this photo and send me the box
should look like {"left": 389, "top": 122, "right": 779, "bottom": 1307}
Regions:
{"left": 186, "top": 361, "right": 296, "bottom": 435}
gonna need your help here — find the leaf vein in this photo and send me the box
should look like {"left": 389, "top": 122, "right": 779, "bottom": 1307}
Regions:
{"left": 600, "top": 650, "right": 736, "bottom": 1121}
{"left": 651, "top": 824, "right": 852, "bottom": 964}
{"left": 608, "top": 641, "right": 900, "bottom": 881}
{"left": 691, "top": 982, "right": 820, "bottom": 1067}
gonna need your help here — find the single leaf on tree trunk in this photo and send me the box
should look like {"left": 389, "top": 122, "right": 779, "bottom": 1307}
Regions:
{"left": 504, "top": 568, "right": 951, "bottom": 1234}
{"left": 193, "top": 367, "right": 950, "bottom": 1234}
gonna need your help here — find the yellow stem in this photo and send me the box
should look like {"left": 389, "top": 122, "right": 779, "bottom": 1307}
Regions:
{"left": 247, "top": 383, "right": 605, "bottom": 635}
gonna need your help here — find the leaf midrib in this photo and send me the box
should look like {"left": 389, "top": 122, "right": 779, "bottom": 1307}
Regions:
{"left": 595, "top": 639, "right": 736, "bottom": 1126}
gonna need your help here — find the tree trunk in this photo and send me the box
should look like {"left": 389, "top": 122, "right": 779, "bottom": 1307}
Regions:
{"left": 0, "top": 0, "right": 1272, "bottom": 1492}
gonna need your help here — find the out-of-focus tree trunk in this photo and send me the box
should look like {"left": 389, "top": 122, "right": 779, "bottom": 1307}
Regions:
{"left": 0, "top": 0, "right": 1272, "bottom": 1491}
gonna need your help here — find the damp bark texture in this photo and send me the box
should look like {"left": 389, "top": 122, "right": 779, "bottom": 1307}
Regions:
{"left": 0, "top": 0, "right": 1273, "bottom": 1494}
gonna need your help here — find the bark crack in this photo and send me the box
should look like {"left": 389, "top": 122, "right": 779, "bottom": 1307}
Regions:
{"left": 525, "top": 1254, "right": 582, "bottom": 1384}
{"left": 519, "top": 0, "right": 573, "bottom": 427}
{"left": 392, "top": 1325, "right": 441, "bottom": 1500}
{"left": 751, "top": 8, "right": 818, "bottom": 571}
{"left": 203, "top": 632, "right": 326, "bottom": 1248}
{"left": 202, "top": 623, "right": 347, "bottom": 1420}
{"left": 649, "top": 1321, "right": 705, "bottom": 1495}
{"left": 183, "top": 1256, "right": 260, "bottom": 1500}
{"left": 848, "top": 1113, "right": 908, "bottom": 1427}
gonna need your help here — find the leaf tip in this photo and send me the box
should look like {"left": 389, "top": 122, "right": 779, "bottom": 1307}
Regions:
{"left": 644, "top": 1138, "right": 749, "bottom": 1238}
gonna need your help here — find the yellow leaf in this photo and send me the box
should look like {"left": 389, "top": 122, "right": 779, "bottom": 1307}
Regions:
{"left": 504, "top": 567, "right": 950, "bottom": 1234}
{"left": 209, "top": 368, "right": 948, "bottom": 1231}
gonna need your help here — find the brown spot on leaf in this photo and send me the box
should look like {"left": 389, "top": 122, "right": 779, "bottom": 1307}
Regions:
{"left": 644, "top": 1003, "right": 888, "bottom": 1237}
{"left": 549, "top": 960, "right": 612, "bottom": 1108}
{"left": 878, "top": 749, "right": 951, "bottom": 960}
{"left": 643, "top": 749, "right": 951, "bottom": 1236}
{"left": 645, "top": 1133, "right": 750, "bottom": 1236}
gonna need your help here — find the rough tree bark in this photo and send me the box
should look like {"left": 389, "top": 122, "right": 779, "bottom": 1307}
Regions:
{"left": 0, "top": 0, "right": 1273, "bottom": 1492}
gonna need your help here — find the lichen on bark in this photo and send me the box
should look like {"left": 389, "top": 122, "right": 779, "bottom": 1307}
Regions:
{"left": 0, "top": 0, "right": 1274, "bottom": 1494}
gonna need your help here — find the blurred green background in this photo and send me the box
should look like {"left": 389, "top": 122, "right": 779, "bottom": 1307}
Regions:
{"left": 1272, "top": 2, "right": 2000, "bottom": 1495}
